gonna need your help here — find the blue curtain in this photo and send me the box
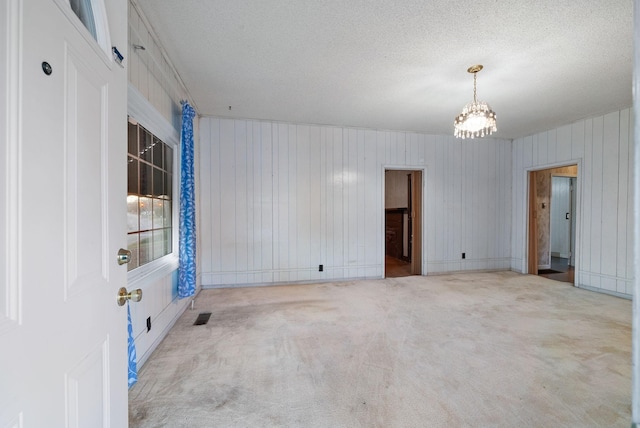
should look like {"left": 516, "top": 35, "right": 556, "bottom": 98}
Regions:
{"left": 178, "top": 101, "right": 196, "bottom": 299}
{"left": 127, "top": 302, "right": 138, "bottom": 388}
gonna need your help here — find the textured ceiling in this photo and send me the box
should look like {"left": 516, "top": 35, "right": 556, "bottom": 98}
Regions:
{"left": 135, "top": 0, "right": 632, "bottom": 139}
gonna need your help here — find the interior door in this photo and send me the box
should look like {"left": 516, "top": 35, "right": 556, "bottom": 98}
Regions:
{"left": 550, "top": 177, "right": 571, "bottom": 259}
{"left": 0, "top": 0, "right": 128, "bottom": 426}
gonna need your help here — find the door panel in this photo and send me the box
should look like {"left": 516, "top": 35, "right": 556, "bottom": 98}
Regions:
{"left": 0, "top": 0, "right": 128, "bottom": 426}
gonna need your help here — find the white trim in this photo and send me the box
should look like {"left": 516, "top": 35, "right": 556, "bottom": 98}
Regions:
{"left": 381, "top": 165, "right": 428, "bottom": 276}
{"left": 522, "top": 159, "right": 583, "bottom": 280}
{"left": 127, "top": 84, "right": 180, "bottom": 285}
{"left": 128, "top": 83, "right": 179, "bottom": 146}
{"left": 52, "top": 0, "right": 112, "bottom": 68}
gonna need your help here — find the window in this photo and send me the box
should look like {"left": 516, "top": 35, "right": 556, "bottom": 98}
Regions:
{"left": 70, "top": 0, "right": 97, "bottom": 40}
{"left": 127, "top": 122, "right": 173, "bottom": 271}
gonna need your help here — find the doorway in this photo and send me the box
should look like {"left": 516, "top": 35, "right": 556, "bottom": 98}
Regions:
{"left": 527, "top": 165, "right": 577, "bottom": 284}
{"left": 384, "top": 169, "right": 422, "bottom": 277}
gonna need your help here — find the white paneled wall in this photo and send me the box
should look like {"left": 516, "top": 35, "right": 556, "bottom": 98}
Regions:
{"left": 511, "top": 108, "right": 633, "bottom": 296}
{"left": 128, "top": 1, "right": 187, "bottom": 130}
{"left": 127, "top": 1, "right": 196, "bottom": 366}
{"left": 200, "top": 117, "right": 512, "bottom": 287}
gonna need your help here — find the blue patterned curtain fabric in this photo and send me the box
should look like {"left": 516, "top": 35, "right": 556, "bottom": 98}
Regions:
{"left": 127, "top": 302, "right": 138, "bottom": 388}
{"left": 178, "top": 101, "right": 197, "bottom": 299}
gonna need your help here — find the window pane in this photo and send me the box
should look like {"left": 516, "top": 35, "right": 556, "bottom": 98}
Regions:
{"left": 153, "top": 199, "right": 164, "bottom": 229}
{"left": 153, "top": 230, "right": 165, "bottom": 260}
{"left": 165, "top": 145, "right": 173, "bottom": 171}
{"left": 153, "top": 167, "right": 164, "bottom": 197}
{"left": 140, "top": 162, "right": 152, "bottom": 196}
{"left": 128, "top": 123, "right": 138, "bottom": 155}
{"left": 163, "top": 201, "right": 171, "bottom": 227}
{"left": 164, "top": 173, "right": 172, "bottom": 199}
{"left": 165, "top": 228, "right": 172, "bottom": 254}
{"left": 127, "top": 123, "right": 174, "bottom": 271}
{"left": 153, "top": 137, "right": 163, "bottom": 168}
{"left": 139, "top": 231, "right": 153, "bottom": 265}
{"left": 127, "top": 233, "right": 139, "bottom": 271}
{"left": 139, "top": 197, "right": 152, "bottom": 231}
{"left": 140, "top": 129, "right": 153, "bottom": 162}
{"left": 127, "top": 157, "right": 138, "bottom": 194}
{"left": 127, "top": 195, "right": 139, "bottom": 232}
{"left": 70, "top": 0, "right": 97, "bottom": 40}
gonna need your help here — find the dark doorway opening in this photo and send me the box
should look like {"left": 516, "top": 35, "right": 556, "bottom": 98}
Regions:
{"left": 384, "top": 169, "right": 422, "bottom": 278}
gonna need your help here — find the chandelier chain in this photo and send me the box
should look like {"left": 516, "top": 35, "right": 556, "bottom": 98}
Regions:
{"left": 473, "top": 72, "right": 477, "bottom": 104}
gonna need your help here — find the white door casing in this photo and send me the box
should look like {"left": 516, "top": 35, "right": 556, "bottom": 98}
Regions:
{"left": 1, "top": 0, "right": 128, "bottom": 426}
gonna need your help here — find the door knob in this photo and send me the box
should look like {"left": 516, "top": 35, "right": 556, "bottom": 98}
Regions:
{"left": 117, "top": 287, "right": 143, "bottom": 306}
{"left": 117, "top": 248, "right": 132, "bottom": 265}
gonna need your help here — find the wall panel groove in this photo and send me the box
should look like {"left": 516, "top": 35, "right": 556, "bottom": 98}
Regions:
{"left": 511, "top": 108, "right": 633, "bottom": 297}
{"left": 200, "top": 117, "right": 512, "bottom": 286}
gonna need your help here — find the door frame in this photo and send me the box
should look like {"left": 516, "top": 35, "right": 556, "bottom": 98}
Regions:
{"left": 382, "top": 165, "right": 426, "bottom": 277}
{"left": 524, "top": 160, "right": 582, "bottom": 281}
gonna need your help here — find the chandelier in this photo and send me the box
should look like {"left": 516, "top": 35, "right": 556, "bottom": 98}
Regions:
{"left": 454, "top": 65, "right": 497, "bottom": 139}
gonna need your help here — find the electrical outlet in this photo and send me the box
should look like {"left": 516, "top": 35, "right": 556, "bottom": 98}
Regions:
{"left": 462, "top": 253, "right": 466, "bottom": 259}
{"left": 146, "top": 317, "right": 151, "bottom": 332}
{"left": 319, "top": 264, "right": 324, "bottom": 272}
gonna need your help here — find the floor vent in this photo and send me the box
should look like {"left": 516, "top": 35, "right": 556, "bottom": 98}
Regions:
{"left": 193, "top": 312, "right": 212, "bottom": 326}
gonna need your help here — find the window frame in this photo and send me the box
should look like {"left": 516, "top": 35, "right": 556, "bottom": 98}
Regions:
{"left": 127, "top": 84, "right": 179, "bottom": 286}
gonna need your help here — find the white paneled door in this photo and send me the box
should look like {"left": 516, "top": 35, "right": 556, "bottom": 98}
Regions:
{"left": 1, "top": 0, "right": 128, "bottom": 426}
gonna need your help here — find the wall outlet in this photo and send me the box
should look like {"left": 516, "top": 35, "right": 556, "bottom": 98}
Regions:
{"left": 462, "top": 253, "right": 466, "bottom": 259}
{"left": 146, "top": 317, "right": 151, "bottom": 332}
{"left": 319, "top": 264, "right": 324, "bottom": 272}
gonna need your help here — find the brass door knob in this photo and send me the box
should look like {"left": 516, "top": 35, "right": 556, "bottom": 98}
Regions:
{"left": 117, "top": 248, "right": 132, "bottom": 265}
{"left": 117, "top": 287, "right": 143, "bottom": 306}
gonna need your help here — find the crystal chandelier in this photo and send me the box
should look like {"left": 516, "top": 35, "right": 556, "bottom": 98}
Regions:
{"left": 454, "top": 65, "right": 497, "bottom": 139}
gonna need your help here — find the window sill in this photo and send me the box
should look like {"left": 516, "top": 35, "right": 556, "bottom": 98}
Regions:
{"left": 127, "top": 254, "right": 179, "bottom": 288}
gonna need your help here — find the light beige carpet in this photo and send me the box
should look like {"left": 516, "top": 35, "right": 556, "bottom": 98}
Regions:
{"left": 129, "top": 271, "right": 631, "bottom": 427}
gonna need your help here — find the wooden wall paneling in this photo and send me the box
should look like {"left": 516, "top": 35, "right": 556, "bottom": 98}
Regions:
{"left": 332, "top": 127, "right": 344, "bottom": 278}
{"left": 356, "top": 130, "right": 366, "bottom": 277}
{"left": 199, "top": 118, "right": 212, "bottom": 274}
{"left": 537, "top": 132, "right": 548, "bottom": 166}
{"left": 571, "top": 121, "right": 585, "bottom": 160}
{"left": 450, "top": 138, "right": 462, "bottom": 270}
{"left": 309, "top": 126, "right": 322, "bottom": 280}
{"left": 245, "top": 121, "right": 254, "bottom": 280}
{"left": 210, "top": 119, "right": 222, "bottom": 277}
{"left": 346, "top": 128, "right": 358, "bottom": 278}
{"left": 320, "top": 127, "right": 329, "bottom": 277}
{"left": 627, "top": 111, "right": 635, "bottom": 291}
{"left": 601, "top": 112, "right": 620, "bottom": 290}
{"left": 235, "top": 120, "right": 248, "bottom": 284}
{"left": 364, "top": 130, "right": 378, "bottom": 269}
{"left": 547, "top": 129, "right": 557, "bottom": 164}
{"left": 285, "top": 124, "right": 296, "bottom": 281}
{"left": 297, "top": 125, "right": 311, "bottom": 281}
{"left": 219, "top": 119, "right": 236, "bottom": 282}
{"left": 580, "top": 119, "right": 593, "bottom": 277}
{"left": 589, "top": 116, "right": 604, "bottom": 286}
{"left": 557, "top": 124, "right": 572, "bottom": 162}
{"left": 617, "top": 109, "right": 630, "bottom": 292}
{"left": 422, "top": 135, "right": 435, "bottom": 267}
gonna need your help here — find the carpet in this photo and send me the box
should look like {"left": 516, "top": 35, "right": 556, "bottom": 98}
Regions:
{"left": 129, "top": 271, "right": 631, "bottom": 427}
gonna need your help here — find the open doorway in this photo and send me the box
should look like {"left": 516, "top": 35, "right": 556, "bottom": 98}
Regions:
{"left": 384, "top": 169, "right": 422, "bottom": 277}
{"left": 527, "top": 165, "right": 577, "bottom": 283}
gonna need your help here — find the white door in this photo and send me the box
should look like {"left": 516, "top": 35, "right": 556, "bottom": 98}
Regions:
{"left": 550, "top": 177, "right": 571, "bottom": 258}
{"left": 0, "top": 0, "right": 128, "bottom": 426}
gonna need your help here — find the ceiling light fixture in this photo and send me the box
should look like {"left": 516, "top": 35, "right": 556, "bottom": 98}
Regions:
{"left": 454, "top": 65, "right": 497, "bottom": 139}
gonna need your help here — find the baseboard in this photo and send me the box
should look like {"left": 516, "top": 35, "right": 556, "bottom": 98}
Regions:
{"left": 576, "top": 284, "right": 631, "bottom": 300}
{"left": 537, "top": 264, "right": 551, "bottom": 270}
{"left": 137, "top": 288, "right": 201, "bottom": 368}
